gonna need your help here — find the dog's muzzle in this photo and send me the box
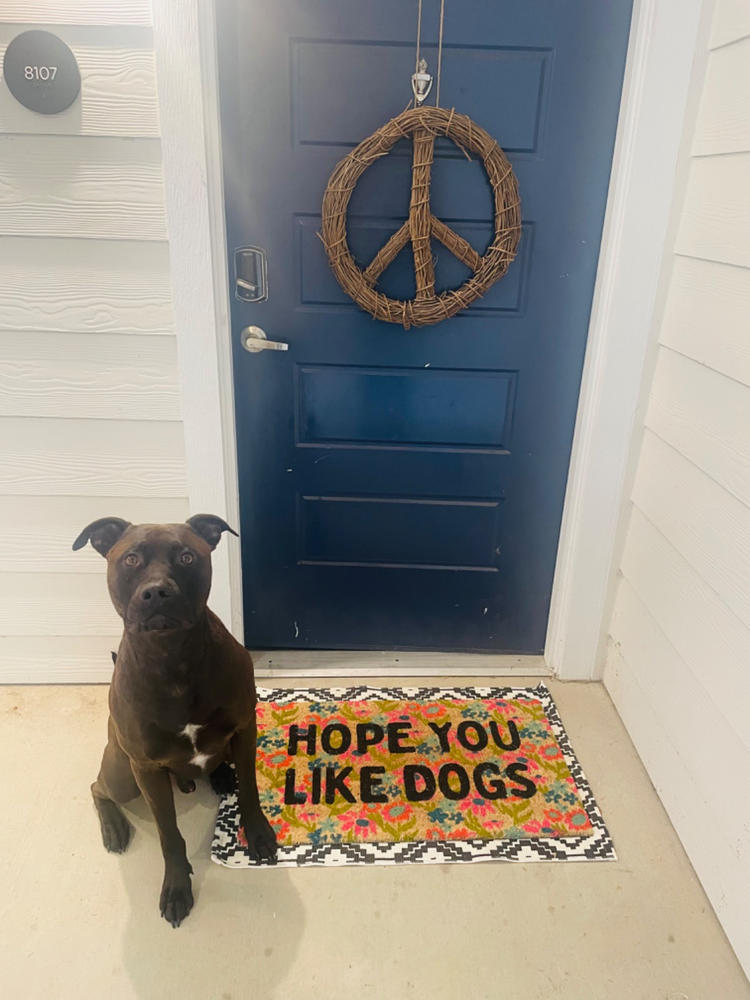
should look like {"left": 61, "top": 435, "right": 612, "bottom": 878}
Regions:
{"left": 131, "top": 578, "right": 189, "bottom": 632}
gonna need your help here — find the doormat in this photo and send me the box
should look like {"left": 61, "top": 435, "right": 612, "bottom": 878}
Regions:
{"left": 211, "top": 685, "right": 615, "bottom": 867}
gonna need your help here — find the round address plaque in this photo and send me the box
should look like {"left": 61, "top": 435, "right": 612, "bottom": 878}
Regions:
{"left": 3, "top": 29, "right": 81, "bottom": 114}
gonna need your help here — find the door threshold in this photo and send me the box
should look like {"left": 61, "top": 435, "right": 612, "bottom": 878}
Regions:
{"left": 251, "top": 650, "right": 550, "bottom": 679}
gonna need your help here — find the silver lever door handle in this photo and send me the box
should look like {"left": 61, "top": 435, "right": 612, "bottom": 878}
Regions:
{"left": 240, "top": 325, "right": 288, "bottom": 353}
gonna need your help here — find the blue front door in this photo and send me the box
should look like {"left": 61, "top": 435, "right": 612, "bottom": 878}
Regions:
{"left": 216, "top": 0, "right": 633, "bottom": 652}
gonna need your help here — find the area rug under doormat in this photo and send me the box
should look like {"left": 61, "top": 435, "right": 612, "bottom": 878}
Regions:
{"left": 211, "top": 685, "right": 615, "bottom": 867}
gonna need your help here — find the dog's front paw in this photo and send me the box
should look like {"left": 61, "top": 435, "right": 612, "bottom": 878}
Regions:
{"left": 242, "top": 813, "right": 278, "bottom": 864}
{"left": 159, "top": 872, "right": 193, "bottom": 928}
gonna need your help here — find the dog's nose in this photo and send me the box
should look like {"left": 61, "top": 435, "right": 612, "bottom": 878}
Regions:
{"left": 139, "top": 579, "right": 178, "bottom": 604}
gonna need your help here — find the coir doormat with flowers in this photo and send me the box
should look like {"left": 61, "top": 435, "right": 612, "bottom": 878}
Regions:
{"left": 211, "top": 684, "right": 615, "bottom": 867}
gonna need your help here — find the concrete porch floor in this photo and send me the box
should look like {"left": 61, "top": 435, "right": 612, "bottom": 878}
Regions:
{"left": 1, "top": 677, "right": 748, "bottom": 1000}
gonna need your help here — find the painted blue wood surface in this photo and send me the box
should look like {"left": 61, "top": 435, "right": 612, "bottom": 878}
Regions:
{"left": 216, "top": 0, "right": 633, "bottom": 651}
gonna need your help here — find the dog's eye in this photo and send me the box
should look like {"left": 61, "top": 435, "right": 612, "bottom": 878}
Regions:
{"left": 124, "top": 553, "right": 140, "bottom": 567}
{"left": 179, "top": 551, "right": 194, "bottom": 565}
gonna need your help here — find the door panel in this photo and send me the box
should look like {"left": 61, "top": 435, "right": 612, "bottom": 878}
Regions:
{"left": 216, "top": 0, "right": 633, "bottom": 652}
{"left": 296, "top": 365, "right": 516, "bottom": 448}
{"left": 291, "top": 40, "right": 550, "bottom": 155}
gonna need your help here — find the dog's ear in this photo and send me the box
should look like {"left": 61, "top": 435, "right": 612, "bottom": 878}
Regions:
{"left": 185, "top": 514, "right": 238, "bottom": 551}
{"left": 72, "top": 517, "right": 131, "bottom": 557}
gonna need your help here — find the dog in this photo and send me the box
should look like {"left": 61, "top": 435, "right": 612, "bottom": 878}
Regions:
{"left": 73, "top": 514, "right": 278, "bottom": 927}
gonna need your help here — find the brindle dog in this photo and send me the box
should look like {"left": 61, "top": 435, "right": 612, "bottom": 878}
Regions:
{"left": 73, "top": 515, "right": 277, "bottom": 927}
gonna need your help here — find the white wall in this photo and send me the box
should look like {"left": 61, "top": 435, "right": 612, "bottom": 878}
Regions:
{"left": 0, "top": 2, "right": 188, "bottom": 682}
{"left": 604, "top": 0, "right": 750, "bottom": 975}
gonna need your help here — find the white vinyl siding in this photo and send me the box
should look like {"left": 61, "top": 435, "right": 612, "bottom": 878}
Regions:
{"left": 0, "top": 2, "right": 188, "bottom": 683}
{"left": 604, "top": 0, "right": 750, "bottom": 977}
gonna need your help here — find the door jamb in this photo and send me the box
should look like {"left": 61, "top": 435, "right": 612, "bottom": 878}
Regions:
{"left": 152, "top": 0, "right": 242, "bottom": 637}
{"left": 544, "top": 0, "right": 708, "bottom": 679}
{"left": 153, "top": 0, "right": 708, "bottom": 671}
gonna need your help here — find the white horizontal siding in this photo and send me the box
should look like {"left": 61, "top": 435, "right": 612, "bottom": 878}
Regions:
{"left": 0, "top": 636, "right": 120, "bottom": 684}
{"left": 0, "top": 417, "right": 186, "bottom": 497}
{"left": 0, "top": 2, "right": 152, "bottom": 25}
{"left": 608, "top": 579, "right": 750, "bottom": 843}
{"left": 0, "top": 27, "right": 159, "bottom": 137}
{"left": 605, "top": 0, "right": 750, "bottom": 977}
{"left": 660, "top": 256, "right": 750, "bottom": 387}
{"left": 0, "top": 1, "right": 188, "bottom": 685}
{"left": 710, "top": 0, "right": 750, "bottom": 49}
{"left": 619, "top": 505, "right": 750, "bottom": 749}
{"left": 0, "top": 331, "right": 181, "bottom": 420}
{"left": 675, "top": 152, "right": 750, "bottom": 267}
{"left": 0, "top": 238, "right": 174, "bottom": 335}
{"left": 645, "top": 347, "right": 750, "bottom": 506}
{"left": 693, "top": 36, "right": 750, "bottom": 155}
{"left": 0, "top": 572, "right": 122, "bottom": 636}
{"left": 0, "top": 135, "right": 166, "bottom": 240}
{"left": 631, "top": 429, "right": 750, "bottom": 630}
{"left": 0, "top": 494, "right": 190, "bottom": 573}
{"left": 604, "top": 639, "right": 749, "bottom": 965}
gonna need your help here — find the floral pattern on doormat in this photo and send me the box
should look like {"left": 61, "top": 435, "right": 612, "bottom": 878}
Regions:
{"left": 212, "top": 684, "right": 616, "bottom": 867}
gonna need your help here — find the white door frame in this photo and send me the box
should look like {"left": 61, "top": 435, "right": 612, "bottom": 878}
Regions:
{"left": 152, "top": 0, "right": 708, "bottom": 679}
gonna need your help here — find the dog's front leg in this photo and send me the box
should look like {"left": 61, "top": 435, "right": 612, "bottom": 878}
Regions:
{"left": 131, "top": 763, "right": 194, "bottom": 926}
{"left": 231, "top": 719, "right": 278, "bottom": 864}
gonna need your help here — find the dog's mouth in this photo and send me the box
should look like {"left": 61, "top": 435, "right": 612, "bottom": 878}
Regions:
{"left": 138, "top": 613, "right": 185, "bottom": 633}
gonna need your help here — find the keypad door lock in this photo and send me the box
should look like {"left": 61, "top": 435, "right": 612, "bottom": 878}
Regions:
{"left": 234, "top": 246, "right": 268, "bottom": 302}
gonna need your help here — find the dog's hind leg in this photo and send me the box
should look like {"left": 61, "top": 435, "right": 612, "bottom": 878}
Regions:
{"left": 91, "top": 717, "right": 139, "bottom": 854}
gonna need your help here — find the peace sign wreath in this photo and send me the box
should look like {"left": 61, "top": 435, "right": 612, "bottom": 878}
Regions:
{"left": 320, "top": 105, "right": 521, "bottom": 329}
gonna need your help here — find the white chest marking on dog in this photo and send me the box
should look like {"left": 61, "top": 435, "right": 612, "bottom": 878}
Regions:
{"left": 181, "top": 723, "right": 203, "bottom": 747}
{"left": 180, "top": 723, "right": 208, "bottom": 769}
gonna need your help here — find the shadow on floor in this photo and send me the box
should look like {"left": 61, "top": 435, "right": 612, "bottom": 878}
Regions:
{"left": 113, "top": 781, "right": 305, "bottom": 999}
